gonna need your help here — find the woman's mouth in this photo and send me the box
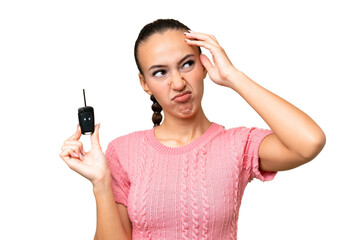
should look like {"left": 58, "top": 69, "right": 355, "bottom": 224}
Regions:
{"left": 172, "top": 91, "right": 192, "bottom": 103}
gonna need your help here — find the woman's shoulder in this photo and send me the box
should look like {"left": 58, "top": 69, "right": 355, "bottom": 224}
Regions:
{"left": 218, "top": 124, "right": 272, "bottom": 139}
{"left": 216, "top": 123, "right": 248, "bottom": 135}
{"left": 107, "top": 127, "right": 151, "bottom": 148}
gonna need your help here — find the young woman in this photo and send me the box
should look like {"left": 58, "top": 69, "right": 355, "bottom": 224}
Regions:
{"left": 60, "top": 19, "right": 326, "bottom": 239}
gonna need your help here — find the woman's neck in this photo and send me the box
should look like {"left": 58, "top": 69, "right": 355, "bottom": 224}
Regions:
{"left": 154, "top": 108, "right": 211, "bottom": 147}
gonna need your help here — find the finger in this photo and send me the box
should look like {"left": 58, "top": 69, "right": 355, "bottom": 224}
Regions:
{"left": 185, "top": 31, "right": 219, "bottom": 45}
{"left": 59, "top": 149, "right": 70, "bottom": 162}
{"left": 69, "top": 147, "right": 80, "bottom": 159}
{"left": 199, "top": 54, "right": 216, "bottom": 76}
{"left": 90, "top": 123, "right": 102, "bottom": 150}
{"left": 61, "top": 145, "right": 81, "bottom": 158}
{"left": 185, "top": 38, "right": 217, "bottom": 52}
{"left": 63, "top": 140, "right": 85, "bottom": 155}
{"left": 59, "top": 148, "right": 78, "bottom": 162}
{"left": 185, "top": 39, "right": 223, "bottom": 58}
{"left": 60, "top": 149, "right": 82, "bottom": 170}
{"left": 67, "top": 124, "right": 82, "bottom": 141}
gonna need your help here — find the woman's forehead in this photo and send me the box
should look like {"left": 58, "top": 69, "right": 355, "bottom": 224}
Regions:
{"left": 138, "top": 30, "right": 198, "bottom": 66}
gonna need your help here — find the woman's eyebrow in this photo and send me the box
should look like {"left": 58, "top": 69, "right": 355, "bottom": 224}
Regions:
{"left": 178, "top": 54, "right": 194, "bottom": 64}
{"left": 148, "top": 54, "right": 195, "bottom": 72}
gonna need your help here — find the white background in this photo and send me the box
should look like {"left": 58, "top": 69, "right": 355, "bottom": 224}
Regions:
{"left": 1, "top": 0, "right": 359, "bottom": 239}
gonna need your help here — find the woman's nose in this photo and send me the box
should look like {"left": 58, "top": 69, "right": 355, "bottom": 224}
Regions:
{"left": 171, "top": 72, "right": 186, "bottom": 90}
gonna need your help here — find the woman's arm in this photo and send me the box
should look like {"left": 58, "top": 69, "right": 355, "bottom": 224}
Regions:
{"left": 93, "top": 174, "right": 132, "bottom": 240}
{"left": 185, "top": 31, "right": 326, "bottom": 171}
{"left": 60, "top": 124, "right": 132, "bottom": 239}
{"left": 228, "top": 71, "right": 326, "bottom": 171}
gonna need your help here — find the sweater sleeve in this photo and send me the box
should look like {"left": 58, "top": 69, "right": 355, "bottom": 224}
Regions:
{"left": 245, "top": 127, "right": 277, "bottom": 182}
{"left": 104, "top": 139, "right": 130, "bottom": 207}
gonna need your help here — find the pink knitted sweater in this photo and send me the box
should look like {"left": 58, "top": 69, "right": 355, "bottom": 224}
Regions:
{"left": 105, "top": 122, "right": 277, "bottom": 239}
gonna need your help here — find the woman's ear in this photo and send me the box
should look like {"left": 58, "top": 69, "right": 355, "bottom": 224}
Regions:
{"left": 202, "top": 67, "right": 207, "bottom": 79}
{"left": 199, "top": 54, "right": 208, "bottom": 79}
{"left": 139, "top": 73, "right": 152, "bottom": 95}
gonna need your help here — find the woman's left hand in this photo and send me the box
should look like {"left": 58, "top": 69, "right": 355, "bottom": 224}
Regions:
{"left": 184, "top": 30, "right": 240, "bottom": 88}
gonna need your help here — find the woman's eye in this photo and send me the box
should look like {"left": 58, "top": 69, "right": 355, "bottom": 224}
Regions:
{"left": 182, "top": 60, "right": 194, "bottom": 69}
{"left": 153, "top": 70, "right": 166, "bottom": 77}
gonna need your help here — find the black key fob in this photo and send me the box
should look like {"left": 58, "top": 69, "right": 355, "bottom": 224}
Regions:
{"left": 78, "top": 89, "right": 95, "bottom": 135}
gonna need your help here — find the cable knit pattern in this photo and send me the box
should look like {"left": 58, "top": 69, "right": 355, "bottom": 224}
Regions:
{"left": 140, "top": 141, "right": 154, "bottom": 239}
{"left": 181, "top": 153, "right": 190, "bottom": 239}
{"left": 199, "top": 146, "right": 209, "bottom": 240}
{"left": 190, "top": 149, "right": 199, "bottom": 239}
{"left": 131, "top": 134, "right": 147, "bottom": 237}
{"left": 105, "top": 122, "right": 278, "bottom": 239}
{"left": 229, "top": 129, "right": 242, "bottom": 240}
{"left": 104, "top": 139, "right": 130, "bottom": 207}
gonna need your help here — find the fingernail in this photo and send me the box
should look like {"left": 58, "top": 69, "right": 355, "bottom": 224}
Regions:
{"left": 184, "top": 31, "right": 190, "bottom": 35}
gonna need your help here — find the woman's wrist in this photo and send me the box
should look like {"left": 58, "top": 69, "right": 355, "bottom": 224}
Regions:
{"left": 226, "top": 69, "right": 245, "bottom": 89}
{"left": 92, "top": 170, "right": 112, "bottom": 193}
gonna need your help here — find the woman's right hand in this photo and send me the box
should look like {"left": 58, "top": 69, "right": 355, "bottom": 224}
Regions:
{"left": 59, "top": 123, "right": 111, "bottom": 186}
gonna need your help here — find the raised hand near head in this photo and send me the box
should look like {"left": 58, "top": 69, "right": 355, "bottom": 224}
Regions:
{"left": 184, "top": 30, "right": 240, "bottom": 88}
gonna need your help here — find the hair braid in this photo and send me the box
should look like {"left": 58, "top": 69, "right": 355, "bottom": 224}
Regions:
{"left": 150, "top": 95, "right": 163, "bottom": 127}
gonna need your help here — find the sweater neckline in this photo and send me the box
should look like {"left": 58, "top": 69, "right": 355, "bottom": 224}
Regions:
{"left": 145, "top": 122, "right": 224, "bottom": 155}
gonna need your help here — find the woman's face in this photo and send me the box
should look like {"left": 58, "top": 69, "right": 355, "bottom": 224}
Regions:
{"left": 138, "top": 29, "right": 207, "bottom": 119}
